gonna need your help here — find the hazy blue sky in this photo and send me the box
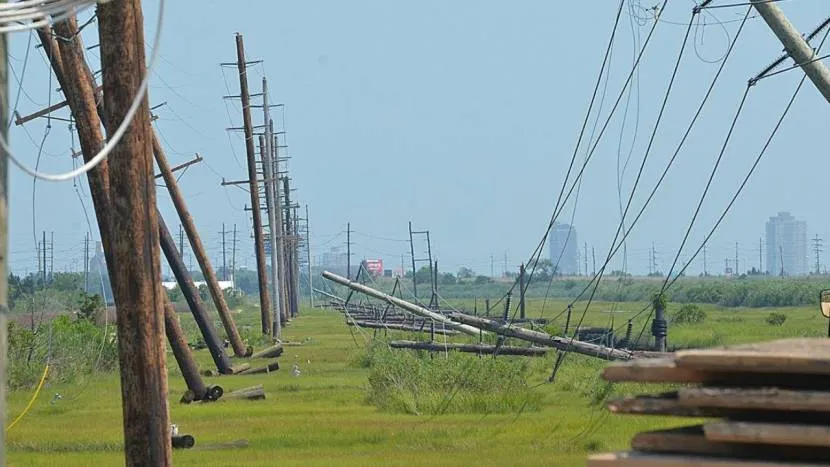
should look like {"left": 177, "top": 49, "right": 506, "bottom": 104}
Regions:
{"left": 5, "top": 1, "right": 830, "bottom": 280}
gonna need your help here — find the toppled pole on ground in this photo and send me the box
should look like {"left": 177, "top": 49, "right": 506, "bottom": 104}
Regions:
{"left": 449, "top": 312, "right": 666, "bottom": 361}
{"left": 347, "top": 319, "right": 460, "bottom": 335}
{"left": 390, "top": 340, "right": 549, "bottom": 356}
{"left": 322, "top": 271, "right": 486, "bottom": 336}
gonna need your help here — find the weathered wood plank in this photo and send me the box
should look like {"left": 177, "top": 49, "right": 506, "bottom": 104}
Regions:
{"left": 675, "top": 338, "right": 830, "bottom": 375}
{"left": 603, "top": 356, "right": 830, "bottom": 389}
{"left": 608, "top": 392, "right": 830, "bottom": 424}
{"left": 679, "top": 387, "right": 830, "bottom": 413}
{"left": 632, "top": 425, "right": 830, "bottom": 463}
{"left": 705, "top": 421, "right": 830, "bottom": 447}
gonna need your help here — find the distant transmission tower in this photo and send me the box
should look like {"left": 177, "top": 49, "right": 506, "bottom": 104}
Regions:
{"left": 813, "top": 234, "right": 824, "bottom": 275}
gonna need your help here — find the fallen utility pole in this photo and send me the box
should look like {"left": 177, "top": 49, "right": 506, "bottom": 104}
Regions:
{"left": 751, "top": 0, "right": 830, "bottom": 103}
{"left": 153, "top": 136, "right": 249, "bottom": 357}
{"left": 448, "top": 312, "right": 663, "bottom": 361}
{"left": 159, "top": 217, "right": 233, "bottom": 374}
{"left": 322, "top": 271, "right": 485, "bottom": 336}
{"left": 234, "top": 33, "right": 272, "bottom": 335}
{"left": 390, "top": 340, "right": 549, "bottom": 357}
{"left": 98, "top": 0, "right": 171, "bottom": 462}
{"left": 347, "top": 320, "right": 460, "bottom": 335}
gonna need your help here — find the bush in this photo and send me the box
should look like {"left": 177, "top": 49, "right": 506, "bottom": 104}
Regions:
{"left": 7, "top": 316, "right": 118, "bottom": 390}
{"left": 363, "top": 344, "right": 541, "bottom": 415}
{"left": 766, "top": 312, "right": 787, "bottom": 326}
{"left": 671, "top": 304, "right": 707, "bottom": 325}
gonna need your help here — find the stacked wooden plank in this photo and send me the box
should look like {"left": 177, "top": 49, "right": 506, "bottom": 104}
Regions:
{"left": 588, "top": 338, "right": 830, "bottom": 466}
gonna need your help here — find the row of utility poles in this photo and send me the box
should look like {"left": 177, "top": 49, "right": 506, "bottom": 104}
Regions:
{"left": 222, "top": 34, "right": 304, "bottom": 339}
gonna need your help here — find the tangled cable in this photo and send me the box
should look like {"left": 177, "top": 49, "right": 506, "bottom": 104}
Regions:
{"left": 0, "top": 0, "right": 102, "bottom": 34}
{"left": 5, "top": 0, "right": 164, "bottom": 182}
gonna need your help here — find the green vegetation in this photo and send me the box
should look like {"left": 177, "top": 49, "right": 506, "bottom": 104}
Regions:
{"left": 363, "top": 342, "right": 542, "bottom": 415}
{"left": 5, "top": 279, "right": 829, "bottom": 466}
{"left": 670, "top": 304, "right": 706, "bottom": 325}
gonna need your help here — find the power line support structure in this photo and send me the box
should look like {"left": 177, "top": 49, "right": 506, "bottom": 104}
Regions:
{"left": 814, "top": 234, "right": 823, "bottom": 275}
{"left": 261, "top": 79, "right": 285, "bottom": 336}
{"left": 233, "top": 33, "right": 272, "bottom": 335}
{"left": 98, "top": 1, "right": 171, "bottom": 462}
{"left": 306, "top": 205, "right": 313, "bottom": 308}
{"left": 750, "top": 0, "right": 830, "bottom": 103}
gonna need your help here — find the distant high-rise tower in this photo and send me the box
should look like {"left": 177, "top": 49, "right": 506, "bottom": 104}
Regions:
{"left": 765, "top": 212, "right": 807, "bottom": 276}
{"left": 549, "top": 223, "right": 578, "bottom": 275}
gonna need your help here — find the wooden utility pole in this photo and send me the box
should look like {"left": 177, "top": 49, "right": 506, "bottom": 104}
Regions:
{"left": 0, "top": 16, "right": 8, "bottom": 464}
{"left": 158, "top": 217, "right": 233, "bottom": 374}
{"left": 98, "top": 0, "right": 171, "bottom": 463}
{"left": 283, "top": 176, "right": 299, "bottom": 317}
{"left": 262, "top": 81, "right": 285, "bottom": 336}
{"left": 42, "top": 12, "right": 230, "bottom": 384}
{"left": 259, "top": 134, "right": 281, "bottom": 337}
{"left": 153, "top": 135, "right": 248, "bottom": 356}
{"left": 751, "top": 0, "right": 830, "bottom": 103}
{"left": 235, "top": 33, "right": 272, "bottom": 335}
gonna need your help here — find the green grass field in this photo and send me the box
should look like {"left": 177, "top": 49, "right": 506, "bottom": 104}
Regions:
{"left": 6, "top": 299, "right": 826, "bottom": 466}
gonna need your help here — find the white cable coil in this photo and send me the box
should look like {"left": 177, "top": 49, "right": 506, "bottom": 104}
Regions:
{"left": 0, "top": 0, "right": 102, "bottom": 34}
{"left": 4, "top": 0, "right": 165, "bottom": 181}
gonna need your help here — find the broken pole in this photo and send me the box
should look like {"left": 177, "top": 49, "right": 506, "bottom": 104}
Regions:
{"left": 322, "top": 271, "right": 485, "bottom": 336}
{"left": 153, "top": 135, "right": 249, "bottom": 357}
{"left": 163, "top": 296, "right": 213, "bottom": 402}
{"left": 519, "top": 263, "right": 526, "bottom": 320}
{"left": 159, "top": 217, "right": 233, "bottom": 375}
{"left": 448, "top": 312, "right": 658, "bottom": 361}
{"left": 390, "top": 340, "right": 549, "bottom": 357}
{"left": 346, "top": 319, "right": 460, "bottom": 335}
{"left": 98, "top": 0, "right": 171, "bottom": 463}
{"left": 235, "top": 33, "right": 272, "bottom": 335}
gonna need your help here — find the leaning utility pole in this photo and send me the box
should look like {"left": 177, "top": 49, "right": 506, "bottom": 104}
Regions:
{"left": 261, "top": 79, "right": 284, "bottom": 337}
{"left": 234, "top": 33, "right": 272, "bottom": 335}
{"left": 84, "top": 232, "right": 89, "bottom": 292}
{"left": 98, "top": 0, "right": 171, "bottom": 463}
{"left": 519, "top": 263, "right": 526, "bottom": 320}
{"left": 153, "top": 128, "right": 248, "bottom": 357}
{"left": 0, "top": 18, "right": 8, "bottom": 465}
{"left": 751, "top": 0, "right": 830, "bottom": 103}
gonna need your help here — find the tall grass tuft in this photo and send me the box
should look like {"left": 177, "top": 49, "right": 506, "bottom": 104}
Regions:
{"left": 363, "top": 342, "right": 542, "bottom": 415}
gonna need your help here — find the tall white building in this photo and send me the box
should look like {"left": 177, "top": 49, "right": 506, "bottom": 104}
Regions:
{"left": 765, "top": 212, "right": 807, "bottom": 276}
{"left": 549, "top": 223, "right": 578, "bottom": 275}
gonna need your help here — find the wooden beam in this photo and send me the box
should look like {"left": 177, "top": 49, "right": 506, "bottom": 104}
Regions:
{"left": 390, "top": 340, "right": 549, "bottom": 356}
{"left": 153, "top": 153, "right": 203, "bottom": 179}
{"left": 449, "top": 312, "right": 652, "bottom": 361}
{"left": 13, "top": 85, "right": 103, "bottom": 125}
{"left": 98, "top": 0, "right": 171, "bottom": 463}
